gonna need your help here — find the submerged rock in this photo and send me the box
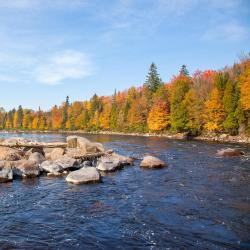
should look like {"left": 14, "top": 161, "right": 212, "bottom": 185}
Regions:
{"left": 140, "top": 156, "right": 166, "bottom": 169}
{"left": 216, "top": 148, "right": 244, "bottom": 157}
{"left": 0, "top": 162, "right": 13, "bottom": 182}
{"left": 66, "top": 167, "right": 101, "bottom": 184}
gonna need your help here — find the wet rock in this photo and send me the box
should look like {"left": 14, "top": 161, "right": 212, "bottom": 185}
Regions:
{"left": 40, "top": 160, "right": 63, "bottom": 175}
{"left": 28, "top": 152, "right": 45, "bottom": 164}
{"left": 49, "top": 148, "right": 65, "bottom": 161}
{"left": 66, "top": 167, "right": 101, "bottom": 184}
{"left": 96, "top": 156, "right": 121, "bottom": 172}
{"left": 0, "top": 147, "right": 23, "bottom": 161}
{"left": 0, "top": 162, "right": 13, "bottom": 182}
{"left": 12, "top": 159, "right": 40, "bottom": 178}
{"left": 216, "top": 148, "right": 244, "bottom": 157}
{"left": 111, "top": 153, "right": 134, "bottom": 165}
{"left": 140, "top": 156, "right": 166, "bottom": 169}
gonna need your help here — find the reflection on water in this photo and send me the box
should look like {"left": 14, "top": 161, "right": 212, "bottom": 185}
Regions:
{"left": 0, "top": 132, "right": 249, "bottom": 249}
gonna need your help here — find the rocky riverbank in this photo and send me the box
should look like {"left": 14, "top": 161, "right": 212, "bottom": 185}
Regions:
{"left": 1, "top": 130, "right": 250, "bottom": 144}
{"left": 0, "top": 136, "right": 167, "bottom": 184}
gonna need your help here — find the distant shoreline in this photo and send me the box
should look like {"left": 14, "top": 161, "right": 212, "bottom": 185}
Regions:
{"left": 0, "top": 129, "right": 250, "bottom": 144}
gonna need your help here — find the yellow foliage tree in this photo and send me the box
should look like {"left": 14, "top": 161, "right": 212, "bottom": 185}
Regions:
{"left": 239, "top": 60, "right": 250, "bottom": 111}
{"left": 147, "top": 101, "right": 170, "bottom": 131}
{"left": 203, "top": 87, "right": 225, "bottom": 132}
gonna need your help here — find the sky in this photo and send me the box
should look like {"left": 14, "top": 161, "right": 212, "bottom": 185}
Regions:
{"left": 0, "top": 0, "right": 249, "bottom": 111}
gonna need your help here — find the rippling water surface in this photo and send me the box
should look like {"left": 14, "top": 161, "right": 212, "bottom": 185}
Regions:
{"left": 0, "top": 132, "right": 249, "bottom": 249}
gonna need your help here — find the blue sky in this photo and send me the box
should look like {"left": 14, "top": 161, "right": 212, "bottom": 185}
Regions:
{"left": 0, "top": 0, "right": 249, "bottom": 111}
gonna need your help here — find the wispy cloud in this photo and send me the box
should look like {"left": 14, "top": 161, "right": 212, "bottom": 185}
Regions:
{"left": 202, "top": 21, "right": 248, "bottom": 42}
{"left": 0, "top": 50, "right": 93, "bottom": 86}
{"left": 35, "top": 50, "right": 92, "bottom": 85}
{"left": 0, "top": 0, "right": 86, "bottom": 9}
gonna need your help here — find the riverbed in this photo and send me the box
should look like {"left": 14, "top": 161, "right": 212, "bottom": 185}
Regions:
{"left": 0, "top": 132, "right": 249, "bottom": 249}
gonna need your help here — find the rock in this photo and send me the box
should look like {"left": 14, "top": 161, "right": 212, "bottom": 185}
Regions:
{"left": 67, "top": 136, "right": 78, "bottom": 148}
{"left": 40, "top": 160, "right": 63, "bottom": 175}
{"left": 0, "top": 147, "right": 23, "bottom": 161}
{"left": 140, "top": 156, "right": 166, "bottom": 169}
{"left": 28, "top": 152, "right": 45, "bottom": 164}
{"left": 216, "top": 148, "right": 244, "bottom": 157}
{"left": 82, "top": 160, "right": 92, "bottom": 167}
{"left": 106, "top": 149, "right": 114, "bottom": 154}
{"left": 12, "top": 159, "right": 40, "bottom": 178}
{"left": 54, "top": 156, "right": 79, "bottom": 170}
{"left": 2, "top": 137, "right": 30, "bottom": 146}
{"left": 66, "top": 136, "right": 105, "bottom": 154}
{"left": 25, "top": 147, "right": 44, "bottom": 157}
{"left": 0, "top": 162, "right": 13, "bottom": 182}
{"left": 96, "top": 156, "right": 121, "bottom": 172}
{"left": 111, "top": 153, "right": 134, "bottom": 165}
{"left": 66, "top": 167, "right": 101, "bottom": 184}
{"left": 50, "top": 148, "right": 65, "bottom": 161}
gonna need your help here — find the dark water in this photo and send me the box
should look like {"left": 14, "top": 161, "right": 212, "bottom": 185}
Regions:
{"left": 0, "top": 132, "right": 250, "bottom": 250}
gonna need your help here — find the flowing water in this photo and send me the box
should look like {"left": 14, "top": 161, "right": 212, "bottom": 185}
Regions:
{"left": 0, "top": 132, "right": 249, "bottom": 249}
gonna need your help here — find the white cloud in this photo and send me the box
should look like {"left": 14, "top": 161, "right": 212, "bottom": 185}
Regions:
{"left": 34, "top": 50, "right": 92, "bottom": 85}
{"left": 202, "top": 22, "right": 248, "bottom": 42}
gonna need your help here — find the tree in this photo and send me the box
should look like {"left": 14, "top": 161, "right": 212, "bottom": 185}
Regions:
{"left": 179, "top": 65, "right": 189, "bottom": 76}
{"left": 170, "top": 75, "right": 192, "bottom": 132}
{"left": 144, "top": 63, "right": 163, "bottom": 93}
{"left": 203, "top": 87, "right": 225, "bottom": 132}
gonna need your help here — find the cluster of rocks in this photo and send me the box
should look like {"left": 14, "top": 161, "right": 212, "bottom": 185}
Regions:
{"left": 0, "top": 136, "right": 167, "bottom": 185}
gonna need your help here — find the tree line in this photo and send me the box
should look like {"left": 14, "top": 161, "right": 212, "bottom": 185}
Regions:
{"left": 0, "top": 57, "right": 249, "bottom": 135}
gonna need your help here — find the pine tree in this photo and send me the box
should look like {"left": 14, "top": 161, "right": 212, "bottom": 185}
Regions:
{"left": 144, "top": 63, "right": 163, "bottom": 93}
{"left": 179, "top": 65, "right": 189, "bottom": 76}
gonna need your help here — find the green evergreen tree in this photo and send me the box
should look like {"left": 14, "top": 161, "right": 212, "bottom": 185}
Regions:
{"left": 179, "top": 65, "right": 189, "bottom": 76}
{"left": 144, "top": 63, "right": 163, "bottom": 93}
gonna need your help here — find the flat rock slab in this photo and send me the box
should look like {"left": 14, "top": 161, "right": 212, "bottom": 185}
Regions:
{"left": 140, "top": 156, "right": 166, "bottom": 169}
{"left": 216, "top": 148, "right": 244, "bottom": 157}
{"left": 66, "top": 167, "right": 101, "bottom": 184}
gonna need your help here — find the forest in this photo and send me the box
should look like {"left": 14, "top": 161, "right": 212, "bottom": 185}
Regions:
{"left": 0, "top": 56, "right": 249, "bottom": 136}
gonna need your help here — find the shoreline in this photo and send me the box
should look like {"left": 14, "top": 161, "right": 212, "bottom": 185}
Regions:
{"left": 0, "top": 130, "right": 250, "bottom": 144}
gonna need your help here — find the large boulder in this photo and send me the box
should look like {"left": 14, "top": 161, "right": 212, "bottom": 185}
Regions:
{"left": 66, "top": 136, "right": 105, "bottom": 154}
{"left": 66, "top": 167, "right": 101, "bottom": 184}
{"left": 12, "top": 159, "right": 40, "bottom": 178}
{"left": 49, "top": 148, "right": 65, "bottom": 161}
{"left": 140, "top": 156, "right": 166, "bottom": 169}
{"left": 0, "top": 162, "right": 13, "bottom": 182}
{"left": 0, "top": 147, "right": 23, "bottom": 161}
{"left": 216, "top": 148, "right": 244, "bottom": 157}
{"left": 28, "top": 152, "right": 45, "bottom": 164}
{"left": 40, "top": 160, "right": 63, "bottom": 175}
{"left": 96, "top": 156, "right": 121, "bottom": 172}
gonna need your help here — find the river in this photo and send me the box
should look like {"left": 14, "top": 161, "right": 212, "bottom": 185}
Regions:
{"left": 0, "top": 132, "right": 249, "bottom": 249}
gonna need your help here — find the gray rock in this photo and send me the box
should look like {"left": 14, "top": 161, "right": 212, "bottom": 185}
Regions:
{"left": 96, "top": 156, "right": 121, "bottom": 172}
{"left": 66, "top": 167, "right": 101, "bottom": 184}
{"left": 140, "top": 156, "right": 166, "bottom": 169}
{"left": 12, "top": 159, "right": 40, "bottom": 178}
{"left": 111, "top": 153, "right": 134, "bottom": 165}
{"left": 54, "top": 156, "right": 78, "bottom": 170}
{"left": 40, "top": 160, "right": 63, "bottom": 175}
{"left": 67, "top": 136, "right": 78, "bottom": 148}
{"left": 216, "top": 148, "right": 244, "bottom": 157}
{"left": 28, "top": 152, "right": 45, "bottom": 164}
{"left": 0, "top": 163, "right": 13, "bottom": 182}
